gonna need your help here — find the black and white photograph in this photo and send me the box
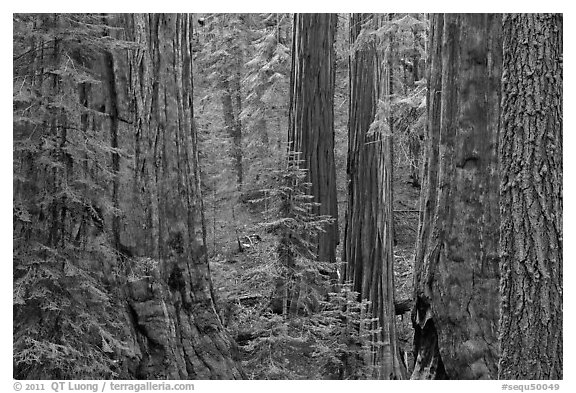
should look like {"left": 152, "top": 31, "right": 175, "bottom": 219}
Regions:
{"left": 12, "top": 10, "right": 563, "bottom": 383}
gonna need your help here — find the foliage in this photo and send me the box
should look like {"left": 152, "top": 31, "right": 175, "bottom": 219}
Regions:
{"left": 13, "top": 12, "right": 429, "bottom": 380}
{"left": 214, "top": 154, "right": 384, "bottom": 379}
{"left": 13, "top": 14, "right": 129, "bottom": 379}
{"left": 198, "top": 13, "right": 428, "bottom": 380}
{"left": 263, "top": 153, "right": 335, "bottom": 260}
{"left": 307, "top": 284, "right": 382, "bottom": 379}
{"left": 13, "top": 239, "right": 128, "bottom": 379}
{"left": 195, "top": 13, "right": 291, "bottom": 197}
{"left": 241, "top": 15, "right": 291, "bottom": 185}
{"left": 227, "top": 266, "right": 384, "bottom": 379}
{"left": 356, "top": 14, "right": 428, "bottom": 185}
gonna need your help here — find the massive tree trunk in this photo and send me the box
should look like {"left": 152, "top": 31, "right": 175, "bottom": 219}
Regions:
{"left": 272, "top": 13, "right": 338, "bottom": 316}
{"left": 498, "top": 13, "right": 563, "bottom": 380}
{"left": 288, "top": 13, "right": 339, "bottom": 263}
{"left": 125, "top": 13, "right": 243, "bottom": 379}
{"left": 127, "top": 13, "right": 159, "bottom": 257}
{"left": 344, "top": 13, "right": 403, "bottom": 380}
{"left": 14, "top": 13, "right": 244, "bottom": 380}
{"left": 411, "top": 14, "right": 501, "bottom": 380}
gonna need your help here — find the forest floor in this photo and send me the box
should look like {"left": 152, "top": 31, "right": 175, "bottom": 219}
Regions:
{"left": 207, "top": 164, "right": 420, "bottom": 379}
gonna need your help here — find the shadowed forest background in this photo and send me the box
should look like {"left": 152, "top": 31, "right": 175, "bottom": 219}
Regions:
{"left": 13, "top": 13, "right": 562, "bottom": 380}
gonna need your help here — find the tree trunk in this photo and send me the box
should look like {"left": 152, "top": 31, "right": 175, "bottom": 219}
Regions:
{"left": 288, "top": 13, "right": 339, "bottom": 263}
{"left": 271, "top": 13, "right": 338, "bottom": 315}
{"left": 232, "top": 55, "right": 244, "bottom": 187}
{"left": 126, "top": 13, "right": 244, "bottom": 379}
{"left": 411, "top": 14, "right": 501, "bottom": 380}
{"left": 408, "top": 14, "right": 423, "bottom": 187}
{"left": 127, "top": 14, "right": 158, "bottom": 257}
{"left": 217, "top": 14, "right": 244, "bottom": 190}
{"left": 103, "top": 49, "right": 121, "bottom": 251}
{"left": 344, "top": 13, "right": 404, "bottom": 379}
{"left": 13, "top": 13, "right": 244, "bottom": 380}
{"left": 498, "top": 13, "right": 563, "bottom": 380}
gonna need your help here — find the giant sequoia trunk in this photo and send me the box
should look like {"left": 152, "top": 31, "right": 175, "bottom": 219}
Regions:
{"left": 411, "top": 14, "right": 501, "bottom": 380}
{"left": 123, "top": 13, "right": 244, "bottom": 379}
{"left": 287, "top": 13, "right": 339, "bottom": 263}
{"left": 498, "top": 13, "right": 563, "bottom": 380}
{"left": 13, "top": 13, "right": 244, "bottom": 380}
{"left": 343, "top": 13, "right": 403, "bottom": 380}
{"left": 127, "top": 13, "right": 161, "bottom": 258}
{"left": 272, "top": 13, "right": 339, "bottom": 315}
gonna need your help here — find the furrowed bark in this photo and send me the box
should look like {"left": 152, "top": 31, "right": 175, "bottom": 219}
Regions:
{"left": 344, "top": 13, "right": 404, "bottom": 379}
{"left": 498, "top": 13, "right": 563, "bottom": 380}
{"left": 411, "top": 14, "right": 501, "bottom": 380}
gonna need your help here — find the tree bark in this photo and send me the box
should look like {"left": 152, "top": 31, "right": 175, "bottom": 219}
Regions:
{"left": 103, "top": 49, "right": 121, "bottom": 251}
{"left": 344, "top": 13, "right": 404, "bottom": 380}
{"left": 271, "top": 13, "right": 338, "bottom": 316}
{"left": 127, "top": 13, "right": 158, "bottom": 257}
{"left": 408, "top": 14, "right": 423, "bottom": 187}
{"left": 288, "top": 13, "right": 339, "bottom": 264}
{"left": 411, "top": 14, "right": 501, "bottom": 380}
{"left": 126, "top": 13, "right": 243, "bottom": 379}
{"left": 498, "top": 13, "right": 563, "bottom": 380}
{"left": 13, "top": 13, "right": 244, "bottom": 380}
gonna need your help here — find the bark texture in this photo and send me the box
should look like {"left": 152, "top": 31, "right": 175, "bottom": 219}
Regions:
{"left": 103, "top": 49, "right": 121, "bottom": 251}
{"left": 498, "top": 13, "right": 563, "bottom": 380}
{"left": 344, "top": 13, "right": 403, "bottom": 379}
{"left": 14, "top": 14, "right": 244, "bottom": 379}
{"left": 125, "top": 13, "right": 243, "bottom": 379}
{"left": 288, "top": 13, "right": 339, "bottom": 263}
{"left": 411, "top": 14, "right": 501, "bottom": 380}
{"left": 119, "top": 253, "right": 243, "bottom": 379}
